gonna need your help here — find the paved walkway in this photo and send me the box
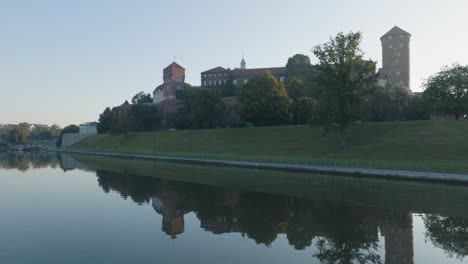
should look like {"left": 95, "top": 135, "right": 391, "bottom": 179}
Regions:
{"left": 49, "top": 148, "right": 468, "bottom": 184}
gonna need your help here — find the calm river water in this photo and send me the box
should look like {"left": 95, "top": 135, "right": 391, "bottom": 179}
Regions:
{"left": 1, "top": 152, "right": 467, "bottom": 264}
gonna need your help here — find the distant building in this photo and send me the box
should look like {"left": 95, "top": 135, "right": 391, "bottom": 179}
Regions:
{"left": 378, "top": 26, "right": 411, "bottom": 89}
{"left": 201, "top": 58, "right": 287, "bottom": 87}
{"left": 153, "top": 62, "right": 187, "bottom": 104}
{"left": 79, "top": 122, "right": 97, "bottom": 134}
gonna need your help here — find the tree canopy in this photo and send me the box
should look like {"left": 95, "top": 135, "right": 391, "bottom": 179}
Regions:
{"left": 238, "top": 71, "right": 292, "bottom": 126}
{"left": 286, "top": 54, "right": 320, "bottom": 97}
{"left": 170, "top": 88, "right": 225, "bottom": 129}
{"left": 423, "top": 63, "right": 468, "bottom": 120}
{"left": 313, "top": 31, "right": 377, "bottom": 148}
{"left": 131, "top": 91, "right": 153, "bottom": 104}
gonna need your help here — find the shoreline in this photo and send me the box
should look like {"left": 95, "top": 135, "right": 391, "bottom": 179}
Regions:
{"left": 45, "top": 148, "right": 468, "bottom": 184}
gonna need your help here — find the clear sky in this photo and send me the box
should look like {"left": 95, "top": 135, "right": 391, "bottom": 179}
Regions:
{"left": 1, "top": 0, "right": 468, "bottom": 127}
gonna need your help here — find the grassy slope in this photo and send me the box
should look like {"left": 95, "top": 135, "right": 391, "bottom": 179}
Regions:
{"left": 71, "top": 120, "right": 468, "bottom": 173}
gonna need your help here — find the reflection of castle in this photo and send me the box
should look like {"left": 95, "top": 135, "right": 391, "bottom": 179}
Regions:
{"left": 95, "top": 169, "right": 417, "bottom": 262}
{"left": 151, "top": 182, "right": 185, "bottom": 239}
{"left": 380, "top": 211, "right": 414, "bottom": 264}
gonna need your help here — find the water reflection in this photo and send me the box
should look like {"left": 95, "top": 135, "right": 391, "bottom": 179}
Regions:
{"left": 0, "top": 151, "right": 60, "bottom": 171}
{"left": 96, "top": 169, "right": 427, "bottom": 263}
{"left": 423, "top": 215, "right": 468, "bottom": 259}
{"left": 2, "top": 152, "right": 468, "bottom": 263}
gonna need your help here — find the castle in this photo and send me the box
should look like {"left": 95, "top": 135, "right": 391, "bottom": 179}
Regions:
{"left": 378, "top": 26, "right": 411, "bottom": 89}
{"left": 153, "top": 62, "right": 186, "bottom": 104}
{"left": 200, "top": 58, "right": 287, "bottom": 87}
{"left": 151, "top": 25, "right": 411, "bottom": 108}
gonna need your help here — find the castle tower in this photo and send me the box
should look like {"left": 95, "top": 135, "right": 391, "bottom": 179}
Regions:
{"left": 153, "top": 62, "right": 186, "bottom": 104}
{"left": 163, "top": 62, "right": 185, "bottom": 83}
{"left": 380, "top": 26, "right": 411, "bottom": 89}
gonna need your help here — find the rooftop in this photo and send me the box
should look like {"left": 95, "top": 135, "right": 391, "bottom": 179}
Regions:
{"left": 164, "top": 62, "right": 185, "bottom": 71}
{"left": 381, "top": 26, "right": 411, "bottom": 40}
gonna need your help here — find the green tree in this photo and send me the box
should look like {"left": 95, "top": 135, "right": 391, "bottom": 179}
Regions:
{"left": 8, "top": 126, "right": 28, "bottom": 144}
{"left": 313, "top": 31, "right": 377, "bottom": 149}
{"left": 286, "top": 54, "right": 313, "bottom": 79}
{"left": 238, "top": 72, "right": 292, "bottom": 126}
{"left": 368, "top": 83, "right": 411, "bottom": 122}
{"left": 171, "top": 88, "right": 225, "bottom": 129}
{"left": 404, "top": 95, "right": 431, "bottom": 121}
{"left": 131, "top": 91, "right": 153, "bottom": 104}
{"left": 286, "top": 54, "right": 320, "bottom": 97}
{"left": 127, "top": 105, "right": 161, "bottom": 131}
{"left": 423, "top": 63, "right": 468, "bottom": 120}
{"left": 285, "top": 78, "right": 305, "bottom": 100}
{"left": 291, "top": 97, "right": 319, "bottom": 125}
{"left": 97, "top": 107, "right": 114, "bottom": 134}
{"left": 188, "top": 89, "right": 225, "bottom": 129}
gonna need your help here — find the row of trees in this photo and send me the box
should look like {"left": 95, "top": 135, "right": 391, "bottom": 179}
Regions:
{"left": 97, "top": 101, "right": 161, "bottom": 134}
{"left": 1, "top": 123, "right": 61, "bottom": 145}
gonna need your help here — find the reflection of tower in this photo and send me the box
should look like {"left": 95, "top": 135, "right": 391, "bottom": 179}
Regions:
{"left": 380, "top": 211, "right": 414, "bottom": 264}
{"left": 151, "top": 182, "right": 185, "bottom": 239}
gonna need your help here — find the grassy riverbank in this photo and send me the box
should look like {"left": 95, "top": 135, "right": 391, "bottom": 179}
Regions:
{"left": 70, "top": 120, "right": 468, "bottom": 173}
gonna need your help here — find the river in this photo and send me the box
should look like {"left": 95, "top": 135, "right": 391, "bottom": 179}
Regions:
{"left": 0, "top": 152, "right": 467, "bottom": 264}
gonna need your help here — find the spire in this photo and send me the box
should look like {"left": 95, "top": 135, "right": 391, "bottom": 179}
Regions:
{"left": 240, "top": 54, "right": 246, "bottom": 70}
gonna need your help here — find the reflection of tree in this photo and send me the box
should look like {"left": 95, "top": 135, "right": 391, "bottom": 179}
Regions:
{"left": 0, "top": 152, "right": 60, "bottom": 171}
{"left": 286, "top": 199, "right": 317, "bottom": 250}
{"left": 312, "top": 205, "right": 382, "bottom": 264}
{"left": 238, "top": 193, "right": 290, "bottom": 246}
{"left": 92, "top": 168, "right": 402, "bottom": 262}
{"left": 96, "top": 170, "right": 160, "bottom": 205}
{"left": 423, "top": 215, "right": 468, "bottom": 259}
{"left": 315, "top": 238, "right": 382, "bottom": 264}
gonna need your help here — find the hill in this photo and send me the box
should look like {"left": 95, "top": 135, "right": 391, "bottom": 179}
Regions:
{"left": 70, "top": 120, "right": 468, "bottom": 173}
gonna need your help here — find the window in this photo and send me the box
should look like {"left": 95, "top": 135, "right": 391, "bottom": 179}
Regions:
{"left": 395, "top": 59, "right": 399, "bottom": 66}
{"left": 400, "top": 43, "right": 404, "bottom": 48}
{"left": 204, "top": 81, "right": 207, "bottom": 86}
{"left": 388, "top": 36, "right": 392, "bottom": 40}
{"left": 396, "top": 71, "right": 401, "bottom": 76}
{"left": 233, "top": 80, "right": 238, "bottom": 85}
{"left": 400, "top": 34, "right": 404, "bottom": 39}
{"left": 280, "top": 77, "right": 285, "bottom": 83}
{"left": 219, "top": 80, "right": 222, "bottom": 85}
{"left": 389, "top": 44, "right": 393, "bottom": 49}
{"left": 244, "top": 79, "right": 248, "bottom": 84}
{"left": 209, "top": 80, "right": 212, "bottom": 85}
{"left": 224, "top": 80, "right": 227, "bottom": 84}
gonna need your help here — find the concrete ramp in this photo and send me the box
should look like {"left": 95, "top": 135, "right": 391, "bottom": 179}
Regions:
{"left": 61, "top": 133, "right": 95, "bottom": 149}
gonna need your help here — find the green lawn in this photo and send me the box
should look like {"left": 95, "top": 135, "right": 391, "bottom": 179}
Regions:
{"left": 70, "top": 120, "right": 468, "bottom": 173}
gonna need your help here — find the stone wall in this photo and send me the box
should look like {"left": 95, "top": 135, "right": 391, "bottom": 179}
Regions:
{"left": 61, "top": 133, "right": 95, "bottom": 149}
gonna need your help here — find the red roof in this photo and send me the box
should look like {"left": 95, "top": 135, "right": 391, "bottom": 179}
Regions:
{"left": 164, "top": 62, "right": 185, "bottom": 70}
{"left": 381, "top": 26, "right": 411, "bottom": 40}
